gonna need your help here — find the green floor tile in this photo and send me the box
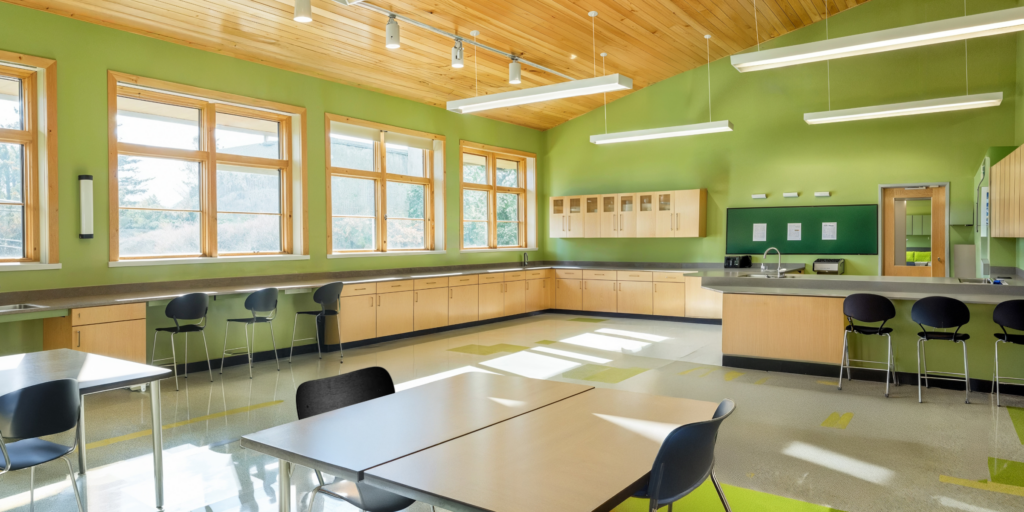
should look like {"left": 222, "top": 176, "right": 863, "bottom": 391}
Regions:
{"left": 586, "top": 367, "right": 648, "bottom": 384}
{"left": 562, "top": 364, "right": 607, "bottom": 380}
{"left": 1008, "top": 407, "right": 1024, "bottom": 445}
{"left": 535, "top": 340, "right": 558, "bottom": 345}
{"left": 989, "top": 457, "right": 1024, "bottom": 487}
{"left": 447, "top": 343, "right": 529, "bottom": 356}
{"left": 611, "top": 479, "right": 844, "bottom": 512}
{"left": 569, "top": 317, "right": 607, "bottom": 323}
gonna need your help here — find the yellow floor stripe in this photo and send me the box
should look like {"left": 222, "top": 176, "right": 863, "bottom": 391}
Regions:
{"left": 940, "top": 475, "right": 1024, "bottom": 497}
{"left": 817, "top": 380, "right": 838, "bottom": 386}
{"left": 679, "top": 367, "right": 705, "bottom": 375}
{"left": 86, "top": 400, "right": 283, "bottom": 450}
{"left": 755, "top": 378, "right": 769, "bottom": 385}
{"left": 723, "top": 371, "right": 744, "bottom": 381}
{"left": 821, "top": 412, "right": 853, "bottom": 429}
{"left": 699, "top": 369, "right": 717, "bottom": 378}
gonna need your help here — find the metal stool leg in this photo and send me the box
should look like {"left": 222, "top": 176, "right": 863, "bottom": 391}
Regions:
{"left": 917, "top": 337, "right": 923, "bottom": 403}
{"left": 184, "top": 332, "right": 189, "bottom": 379}
{"left": 62, "top": 457, "right": 85, "bottom": 512}
{"left": 711, "top": 469, "right": 732, "bottom": 512}
{"left": 220, "top": 321, "right": 230, "bottom": 374}
{"left": 962, "top": 340, "right": 970, "bottom": 404}
{"left": 995, "top": 340, "right": 1001, "bottom": 406}
{"left": 269, "top": 322, "right": 280, "bottom": 371}
{"left": 169, "top": 333, "right": 179, "bottom": 391}
{"left": 336, "top": 312, "right": 344, "bottom": 360}
{"left": 29, "top": 465, "right": 34, "bottom": 510}
{"left": 244, "top": 323, "right": 253, "bottom": 379}
{"left": 201, "top": 330, "right": 213, "bottom": 382}
{"left": 891, "top": 337, "right": 900, "bottom": 386}
{"left": 837, "top": 331, "right": 848, "bottom": 390}
{"left": 315, "top": 314, "right": 322, "bottom": 359}
{"left": 922, "top": 341, "right": 930, "bottom": 388}
{"left": 885, "top": 333, "right": 893, "bottom": 398}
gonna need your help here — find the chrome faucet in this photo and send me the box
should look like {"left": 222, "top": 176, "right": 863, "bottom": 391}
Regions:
{"left": 762, "top": 247, "right": 782, "bottom": 278}
{"left": 523, "top": 252, "right": 529, "bottom": 267}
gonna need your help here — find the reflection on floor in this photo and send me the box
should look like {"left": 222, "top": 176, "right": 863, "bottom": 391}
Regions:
{"left": 3, "top": 313, "right": 1024, "bottom": 511}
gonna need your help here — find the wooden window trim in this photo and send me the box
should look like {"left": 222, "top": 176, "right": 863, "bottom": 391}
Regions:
{"left": 108, "top": 71, "right": 306, "bottom": 261}
{"left": 459, "top": 142, "right": 530, "bottom": 250}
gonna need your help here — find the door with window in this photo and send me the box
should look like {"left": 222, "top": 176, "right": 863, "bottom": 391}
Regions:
{"left": 882, "top": 186, "right": 946, "bottom": 277}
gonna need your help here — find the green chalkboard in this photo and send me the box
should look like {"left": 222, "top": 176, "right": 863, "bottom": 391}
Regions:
{"left": 726, "top": 205, "right": 878, "bottom": 255}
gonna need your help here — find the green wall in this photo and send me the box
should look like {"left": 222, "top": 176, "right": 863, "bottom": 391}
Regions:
{"left": 540, "top": 0, "right": 1019, "bottom": 276}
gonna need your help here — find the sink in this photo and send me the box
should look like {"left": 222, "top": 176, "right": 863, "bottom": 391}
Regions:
{"left": 958, "top": 278, "right": 993, "bottom": 284}
{"left": 0, "top": 304, "right": 45, "bottom": 312}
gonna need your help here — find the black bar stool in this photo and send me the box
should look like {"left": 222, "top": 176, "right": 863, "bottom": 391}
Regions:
{"left": 289, "top": 281, "right": 345, "bottom": 362}
{"left": 221, "top": 287, "right": 280, "bottom": 379}
{"left": 838, "top": 293, "right": 899, "bottom": 397}
{"left": 992, "top": 299, "right": 1024, "bottom": 406}
{"left": 913, "top": 296, "right": 971, "bottom": 403}
{"left": 152, "top": 292, "right": 212, "bottom": 391}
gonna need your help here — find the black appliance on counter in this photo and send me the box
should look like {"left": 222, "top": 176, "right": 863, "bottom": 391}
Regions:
{"left": 724, "top": 255, "right": 752, "bottom": 269}
{"left": 812, "top": 258, "right": 845, "bottom": 274}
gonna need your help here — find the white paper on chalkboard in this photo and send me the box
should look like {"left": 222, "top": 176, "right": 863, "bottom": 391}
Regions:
{"left": 822, "top": 222, "right": 837, "bottom": 241}
{"left": 787, "top": 223, "right": 802, "bottom": 241}
{"left": 753, "top": 223, "right": 767, "bottom": 242}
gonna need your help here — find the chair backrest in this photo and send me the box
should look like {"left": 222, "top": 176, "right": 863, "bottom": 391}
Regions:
{"left": 0, "top": 379, "right": 80, "bottom": 439}
{"left": 911, "top": 296, "right": 969, "bottom": 330}
{"left": 843, "top": 293, "right": 895, "bottom": 324}
{"left": 295, "top": 367, "right": 395, "bottom": 420}
{"left": 647, "top": 399, "right": 735, "bottom": 506}
{"left": 244, "top": 287, "right": 279, "bottom": 314}
{"left": 312, "top": 282, "right": 345, "bottom": 308}
{"left": 165, "top": 293, "right": 209, "bottom": 323}
{"left": 994, "top": 299, "right": 1024, "bottom": 332}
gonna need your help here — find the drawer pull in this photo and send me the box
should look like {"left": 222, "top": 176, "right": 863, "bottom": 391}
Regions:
{"left": 77, "top": 330, "right": 81, "bottom": 347}
{"left": 392, "top": 284, "right": 401, "bottom": 287}
{"left": 355, "top": 287, "right": 365, "bottom": 291}
{"left": 427, "top": 281, "right": 435, "bottom": 284}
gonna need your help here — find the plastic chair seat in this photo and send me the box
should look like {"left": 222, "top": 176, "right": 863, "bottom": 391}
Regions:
{"left": 847, "top": 325, "right": 893, "bottom": 336}
{"left": 296, "top": 309, "right": 338, "bottom": 316}
{"left": 918, "top": 331, "right": 970, "bottom": 342}
{"left": 155, "top": 324, "right": 205, "bottom": 333}
{"left": 226, "top": 316, "right": 273, "bottom": 324}
{"left": 317, "top": 480, "right": 414, "bottom": 512}
{"left": 0, "top": 438, "right": 75, "bottom": 471}
{"left": 996, "top": 332, "right": 1024, "bottom": 344}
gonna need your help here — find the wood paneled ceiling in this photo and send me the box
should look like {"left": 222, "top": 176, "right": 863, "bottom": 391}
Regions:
{"left": 9, "top": 0, "right": 869, "bottom": 130}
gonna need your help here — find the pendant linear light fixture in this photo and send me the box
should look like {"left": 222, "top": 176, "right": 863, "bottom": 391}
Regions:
{"left": 804, "top": 92, "right": 1003, "bottom": 124}
{"left": 591, "top": 34, "right": 732, "bottom": 145}
{"left": 732, "top": 6, "right": 1024, "bottom": 72}
{"left": 449, "top": 74, "right": 632, "bottom": 113}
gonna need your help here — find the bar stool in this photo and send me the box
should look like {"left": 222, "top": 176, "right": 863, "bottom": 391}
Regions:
{"left": 152, "top": 292, "right": 213, "bottom": 391}
{"left": 992, "top": 299, "right": 1024, "bottom": 406}
{"left": 838, "top": 293, "right": 899, "bottom": 397}
{"left": 221, "top": 287, "right": 280, "bottom": 379}
{"left": 913, "top": 296, "right": 971, "bottom": 403}
{"left": 289, "top": 281, "right": 345, "bottom": 362}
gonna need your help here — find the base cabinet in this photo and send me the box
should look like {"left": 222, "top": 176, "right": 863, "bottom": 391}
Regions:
{"left": 339, "top": 294, "right": 377, "bottom": 343}
{"left": 479, "top": 283, "right": 505, "bottom": 321}
{"left": 504, "top": 281, "right": 526, "bottom": 316}
{"left": 555, "top": 279, "right": 582, "bottom": 310}
{"left": 683, "top": 276, "right": 723, "bottom": 319}
{"left": 653, "top": 282, "right": 686, "bottom": 317}
{"left": 43, "top": 304, "right": 147, "bottom": 363}
{"left": 583, "top": 280, "right": 617, "bottom": 312}
{"left": 618, "top": 281, "right": 653, "bottom": 315}
{"left": 377, "top": 291, "right": 414, "bottom": 337}
{"left": 414, "top": 288, "right": 449, "bottom": 331}
{"left": 525, "top": 279, "right": 548, "bottom": 312}
{"left": 449, "top": 285, "right": 479, "bottom": 325}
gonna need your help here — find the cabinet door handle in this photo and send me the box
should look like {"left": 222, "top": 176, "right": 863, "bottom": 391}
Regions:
{"left": 620, "top": 215, "right": 624, "bottom": 230}
{"left": 450, "top": 289, "right": 453, "bottom": 299}
{"left": 671, "top": 214, "right": 675, "bottom": 231}
{"left": 568, "top": 216, "right": 572, "bottom": 231}
{"left": 612, "top": 214, "right": 616, "bottom": 231}
{"left": 369, "top": 296, "right": 373, "bottom": 307}
{"left": 526, "top": 281, "right": 529, "bottom": 290}
{"left": 415, "top": 292, "right": 418, "bottom": 302}
{"left": 377, "top": 295, "right": 381, "bottom": 306}
{"left": 585, "top": 281, "right": 587, "bottom": 290}
{"left": 655, "top": 283, "right": 658, "bottom": 292}
{"left": 676, "top": 213, "right": 680, "bottom": 231}
{"left": 579, "top": 281, "right": 582, "bottom": 289}
{"left": 76, "top": 330, "right": 81, "bottom": 347}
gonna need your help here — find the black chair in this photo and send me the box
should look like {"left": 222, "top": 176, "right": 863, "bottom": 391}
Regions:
{"left": 838, "top": 293, "right": 899, "bottom": 397}
{"left": 632, "top": 399, "right": 735, "bottom": 512}
{"left": 221, "top": 288, "right": 281, "bottom": 379}
{"left": 913, "top": 296, "right": 971, "bottom": 403}
{"left": 296, "top": 367, "right": 428, "bottom": 512}
{"left": 152, "top": 292, "right": 213, "bottom": 391}
{"left": 289, "top": 282, "right": 345, "bottom": 362}
{"left": 992, "top": 299, "right": 1024, "bottom": 406}
{"left": 0, "top": 379, "right": 85, "bottom": 512}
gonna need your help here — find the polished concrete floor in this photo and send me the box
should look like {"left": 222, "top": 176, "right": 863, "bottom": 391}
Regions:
{"left": 2, "top": 313, "right": 1023, "bottom": 511}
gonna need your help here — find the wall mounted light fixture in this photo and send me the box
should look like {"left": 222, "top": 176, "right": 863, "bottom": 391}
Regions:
{"left": 79, "top": 175, "right": 93, "bottom": 239}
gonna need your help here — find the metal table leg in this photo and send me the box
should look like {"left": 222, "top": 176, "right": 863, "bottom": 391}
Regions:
{"left": 78, "top": 397, "right": 87, "bottom": 475}
{"left": 151, "top": 380, "right": 164, "bottom": 510}
{"left": 279, "top": 459, "right": 292, "bottom": 512}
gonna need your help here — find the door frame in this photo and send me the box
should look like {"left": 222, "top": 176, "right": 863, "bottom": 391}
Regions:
{"left": 877, "top": 182, "right": 950, "bottom": 277}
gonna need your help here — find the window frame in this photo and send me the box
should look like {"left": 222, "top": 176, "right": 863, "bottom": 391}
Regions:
{"left": 108, "top": 71, "right": 307, "bottom": 261}
{"left": 459, "top": 142, "right": 530, "bottom": 250}
{"left": 325, "top": 114, "right": 443, "bottom": 254}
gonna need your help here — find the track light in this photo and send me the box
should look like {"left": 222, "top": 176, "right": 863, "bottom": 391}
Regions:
{"left": 386, "top": 16, "right": 400, "bottom": 49}
{"left": 509, "top": 59, "right": 521, "bottom": 85}
{"left": 293, "top": 0, "right": 312, "bottom": 23}
{"left": 452, "top": 40, "right": 464, "bottom": 68}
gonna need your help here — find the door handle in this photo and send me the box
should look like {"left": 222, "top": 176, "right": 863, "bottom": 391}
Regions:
{"left": 377, "top": 295, "right": 381, "bottom": 306}
{"left": 369, "top": 296, "right": 373, "bottom": 307}
{"left": 579, "top": 281, "right": 582, "bottom": 289}
{"left": 938, "top": 257, "right": 943, "bottom": 263}
{"left": 450, "top": 289, "right": 453, "bottom": 299}
{"left": 415, "top": 292, "right": 418, "bottom": 302}
{"left": 620, "top": 215, "right": 624, "bottom": 230}
{"left": 677, "top": 213, "right": 680, "bottom": 231}
{"left": 77, "top": 330, "right": 81, "bottom": 347}
{"left": 655, "top": 283, "right": 658, "bottom": 292}
{"left": 568, "top": 216, "right": 572, "bottom": 231}
{"left": 526, "top": 281, "right": 529, "bottom": 290}
{"left": 585, "top": 281, "right": 587, "bottom": 290}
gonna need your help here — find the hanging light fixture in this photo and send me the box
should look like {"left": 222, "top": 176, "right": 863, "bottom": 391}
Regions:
{"left": 452, "top": 40, "right": 464, "bottom": 68}
{"left": 804, "top": 93, "right": 1003, "bottom": 124}
{"left": 293, "top": 0, "right": 312, "bottom": 23}
{"left": 447, "top": 74, "right": 632, "bottom": 113}
{"left": 509, "top": 58, "right": 522, "bottom": 84}
{"left": 385, "top": 16, "right": 400, "bottom": 49}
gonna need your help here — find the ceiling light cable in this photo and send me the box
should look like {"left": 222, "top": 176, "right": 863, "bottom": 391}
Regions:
{"left": 826, "top": 0, "right": 831, "bottom": 111}
{"left": 754, "top": 0, "right": 760, "bottom": 51}
{"left": 590, "top": 11, "right": 598, "bottom": 78}
{"left": 965, "top": 0, "right": 970, "bottom": 95}
{"left": 706, "top": 35, "right": 713, "bottom": 122}
{"left": 472, "top": 30, "right": 480, "bottom": 97}
{"left": 602, "top": 52, "right": 608, "bottom": 133}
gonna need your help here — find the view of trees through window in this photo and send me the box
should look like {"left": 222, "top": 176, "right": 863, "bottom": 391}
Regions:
{"left": 0, "top": 75, "right": 25, "bottom": 259}
{"left": 462, "top": 149, "right": 525, "bottom": 249}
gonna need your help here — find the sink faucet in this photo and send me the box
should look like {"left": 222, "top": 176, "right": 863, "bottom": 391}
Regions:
{"left": 523, "top": 252, "right": 529, "bottom": 267}
{"left": 762, "top": 247, "right": 782, "bottom": 278}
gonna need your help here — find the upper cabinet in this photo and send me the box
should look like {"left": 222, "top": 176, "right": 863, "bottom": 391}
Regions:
{"left": 992, "top": 147, "right": 1023, "bottom": 238}
{"left": 549, "top": 189, "right": 706, "bottom": 239}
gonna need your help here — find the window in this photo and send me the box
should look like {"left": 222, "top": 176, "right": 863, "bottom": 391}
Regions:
{"left": 109, "top": 72, "right": 305, "bottom": 261}
{"left": 460, "top": 144, "right": 529, "bottom": 249}
{"left": 326, "top": 114, "right": 442, "bottom": 254}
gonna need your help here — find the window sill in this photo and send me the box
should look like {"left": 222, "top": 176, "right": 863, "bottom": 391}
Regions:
{"left": 109, "top": 254, "right": 310, "bottom": 268}
{"left": 0, "top": 262, "right": 62, "bottom": 272}
{"left": 460, "top": 247, "right": 538, "bottom": 254}
{"left": 328, "top": 250, "right": 447, "bottom": 259}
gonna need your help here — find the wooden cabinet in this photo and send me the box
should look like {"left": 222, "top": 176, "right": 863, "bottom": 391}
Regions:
{"left": 617, "top": 193, "right": 637, "bottom": 237}
{"left": 674, "top": 189, "right": 707, "bottom": 238}
{"left": 583, "top": 280, "right": 617, "bottom": 312}
{"left": 377, "top": 291, "right": 414, "bottom": 337}
{"left": 583, "top": 269, "right": 616, "bottom": 281}
{"left": 655, "top": 191, "right": 675, "bottom": 237}
{"left": 550, "top": 189, "right": 706, "bottom": 239}
{"left": 683, "top": 276, "right": 723, "bottom": 319}
{"left": 636, "top": 192, "right": 656, "bottom": 238}
{"left": 504, "top": 281, "right": 526, "bottom": 316}
{"left": 339, "top": 294, "right": 376, "bottom": 343}
{"left": 44, "top": 304, "right": 147, "bottom": 363}
{"left": 479, "top": 282, "right": 505, "bottom": 320}
{"left": 618, "top": 281, "right": 653, "bottom": 315}
{"left": 525, "top": 279, "right": 548, "bottom": 312}
{"left": 600, "top": 195, "right": 617, "bottom": 237}
{"left": 449, "top": 284, "right": 479, "bottom": 325}
{"left": 414, "top": 288, "right": 449, "bottom": 330}
{"left": 653, "top": 282, "right": 685, "bottom": 317}
{"left": 566, "top": 196, "right": 584, "bottom": 238}
{"left": 340, "top": 283, "right": 377, "bottom": 297}
{"left": 991, "top": 145, "right": 1024, "bottom": 238}
{"left": 617, "top": 271, "right": 652, "bottom": 282}
{"left": 550, "top": 197, "right": 566, "bottom": 238}
{"left": 584, "top": 196, "right": 601, "bottom": 238}
{"left": 555, "top": 279, "right": 582, "bottom": 310}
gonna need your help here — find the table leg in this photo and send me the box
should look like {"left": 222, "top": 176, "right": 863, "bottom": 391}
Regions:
{"left": 78, "top": 397, "right": 86, "bottom": 475}
{"left": 150, "top": 380, "right": 164, "bottom": 510}
{"left": 279, "top": 459, "right": 292, "bottom": 512}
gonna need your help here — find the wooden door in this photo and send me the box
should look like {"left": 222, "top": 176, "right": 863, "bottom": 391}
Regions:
{"left": 582, "top": 280, "right": 617, "bottom": 312}
{"left": 655, "top": 191, "right": 675, "bottom": 238}
{"left": 882, "top": 186, "right": 946, "bottom": 277}
{"left": 584, "top": 196, "right": 601, "bottom": 238}
{"left": 525, "top": 279, "right": 546, "bottom": 312}
{"left": 674, "top": 189, "right": 707, "bottom": 238}
{"left": 636, "top": 192, "right": 656, "bottom": 238}
{"left": 617, "top": 193, "right": 637, "bottom": 237}
{"left": 377, "top": 291, "right": 414, "bottom": 337}
{"left": 339, "top": 294, "right": 377, "bottom": 343}
{"left": 449, "top": 285, "right": 479, "bottom": 325}
{"left": 555, "top": 279, "right": 582, "bottom": 310}
{"left": 75, "top": 320, "right": 147, "bottom": 363}
{"left": 653, "top": 282, "right": 685, "bottom": 317}
{"left": 549, "top": 197, "right": 565, "bottom": 238}
{"left": 504, "top": 281, "right": 526, "bottom": 315}
{"left": 600, "top": 195, "right": 617, "bottom": 238}
{"left": 414, "top": 288, "right": 449, "bottom": 331}
{"left": 618, "top": 281, "right": 653, "bottom": 315}
{"left": 566, "top": 196, "right": 584, "bottom": 238}
{"left": 479, "top": 282, "right": 505, "bottom": 320}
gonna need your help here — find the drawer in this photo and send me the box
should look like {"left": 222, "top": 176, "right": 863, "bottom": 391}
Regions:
{"left": 504, "top": 272, "right": 526, "bottom": 282}
{"left": 341, "top": 283, "right": 377, "bottom": 297}
{"left": 653, "top": 272, "right": 689, "bottom": 283}
{"left": 554, "top": 269, "right": 582, "bottom": 279}
{"left": 378, "top": 280, "right": 415, "bottom": 293}
{"left": 583, "top": 270, "right": 616, "bottom": 281}
{"left": 525, "top": 269, "right": 550, "bottom": 279}
{"left": 415, "top": 277, "right": 449, "bottom": 290}
{"left": 449, "top": 275, "right": 479, "bottom": 287}
{"left": 617, "top": 271, "right": 653, "bottom": 282}
{"left": 479, "top": 273, "right": 504, "bottom": 284}
{"left": 72, "top": 303, "right": 146, "bottom": 327}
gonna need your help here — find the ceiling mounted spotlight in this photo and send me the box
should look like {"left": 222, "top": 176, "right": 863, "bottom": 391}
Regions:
{"left": 385, "top": 16, "right": 400, "bottom": 49}
{"left": 293, "top": 0, "right": 312, "bottom": 23}
{"left": 509, "top": 59, "right": 522, "bottom": 85}
{"left": 452, "top": 40, "right": 464, "bottom": 68}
